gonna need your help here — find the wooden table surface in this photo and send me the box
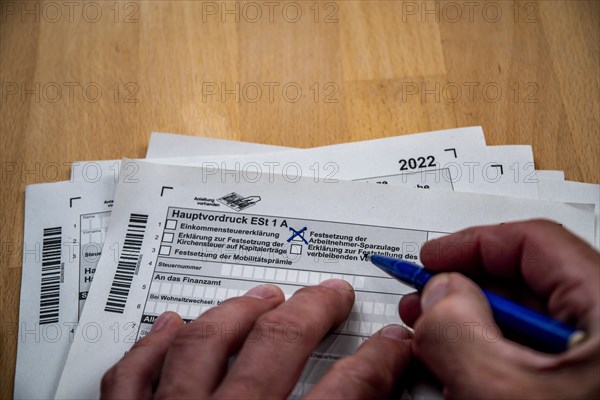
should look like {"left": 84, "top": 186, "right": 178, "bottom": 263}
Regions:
{"left": 1, "top": 1, "right": 598, "bottom": 397}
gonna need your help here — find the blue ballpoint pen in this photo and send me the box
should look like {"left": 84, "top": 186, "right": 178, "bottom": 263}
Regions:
{"left": 370, "top": 254, "right": 586, "bottom": 353}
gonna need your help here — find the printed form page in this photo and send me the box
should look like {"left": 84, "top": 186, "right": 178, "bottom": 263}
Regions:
{"left": 56, "top": 160, "right": 595, "bottom": 398}
{"left": 15, "top": 179, "right": 114, "bottom": 399}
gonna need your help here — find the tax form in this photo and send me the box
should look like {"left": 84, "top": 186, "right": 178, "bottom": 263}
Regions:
{"left": 15, "top": 179, "right": 114, "bottom": 400}
{"left": 55, "top": 160, "right": 595, "bottom": 399}
{"left": 16, "top": 128, "right": 491, "bottom": 398}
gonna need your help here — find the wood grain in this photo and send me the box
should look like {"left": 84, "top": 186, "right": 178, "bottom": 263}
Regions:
{"left": 1, "top": 1, "right": 598, "bottom": 397}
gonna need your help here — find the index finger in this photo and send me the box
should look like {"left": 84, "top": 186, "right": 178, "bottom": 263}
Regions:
{"left": 420, "top": 219, "right": 600, "bottom": 329}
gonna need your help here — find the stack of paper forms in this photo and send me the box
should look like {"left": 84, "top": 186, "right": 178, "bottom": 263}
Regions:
{"left": 14, "top": 128, "right": 600, "bottom": 399}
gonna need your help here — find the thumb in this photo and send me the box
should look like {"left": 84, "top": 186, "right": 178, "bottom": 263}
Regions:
{"left": 412, "top": 273, "right": 535, "bottom": 397}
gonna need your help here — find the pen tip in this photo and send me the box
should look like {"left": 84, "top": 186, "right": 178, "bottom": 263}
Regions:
{"left": 369, "top": 253, "right": 382, "bottom": 262}
{"left": 368, "top": 253, "right": 383, "bottom": 263}
{"left": 369, "top": 253, "right": 386, "bottom": 267}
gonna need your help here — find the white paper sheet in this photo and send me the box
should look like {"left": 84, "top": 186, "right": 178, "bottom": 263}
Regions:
{"left": 75, "top": 127, "right": 488, "bottom": 183}
{"left": 15, "top": 179, "right": 114, "bottom": 400}
{"left": 152, "top": 144, "right": 539, "bottom": 199}
{"left": 537, "top": 179, "right": 600, "bottom": 249}
{"left": 144, "top": 131, "right": 564, "bottom": 187}
{"left": 535, "top": 170, "right": 565, "bottom": 181}
{"left": 71, "top": 141, "right": 286, "bottom": 182}
{"left": 55, "top": 160, "right": 595, "bottom": 399}
{"left": 145, "top": 132, "right": 291, "bottom": 158}
{"left": 145, "top": 128, "right": 486, "bottom": 158}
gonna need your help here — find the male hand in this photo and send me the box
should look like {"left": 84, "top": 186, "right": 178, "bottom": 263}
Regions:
{"left": 101, "top": 279, "right": 412, "bottom": 399}
{"left": 400, "top": 219, "right": 600, "bottom": 398}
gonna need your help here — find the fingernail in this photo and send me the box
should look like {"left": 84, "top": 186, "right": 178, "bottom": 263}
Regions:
{"left": 421, "top": 274, "right": 449, "bottom": 311}
{"left": 244, "top": 284, "right": 279, "bottom": 299}
{"left": 381, "top": 324, "right": 412, "bottom": 340}
{"left": 319, "top": 279, "right": 353, "bottom": 292}
{"left": 151, "top": 312, "right": 173, "bottom": 333}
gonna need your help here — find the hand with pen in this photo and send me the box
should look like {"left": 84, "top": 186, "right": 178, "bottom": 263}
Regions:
{"left": 399, "top": 220, "right": 600, "bottom": 398}
{"left": 100, "top": 220, "right": 599, "bottom": 399}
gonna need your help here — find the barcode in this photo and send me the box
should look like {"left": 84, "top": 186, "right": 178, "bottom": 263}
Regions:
{"left": 40, "top": 227, "right": 62, "bottom": 325}
{"left": 105, "top": 214, "right": 148, "bottom": 314}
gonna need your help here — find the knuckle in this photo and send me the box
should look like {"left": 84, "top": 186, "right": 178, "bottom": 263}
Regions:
{"left": 253, "top": 309, "right": 314, "bottom": 345}
{"left": 473, "top": 228, "right": 495, "bottom": 245}
{"left": 170, "top": 323, "right": 216, "bottom": 349}
{"left": 128, "top": 335, "right": 157, "bottom": 353}
{"left": 414, "top": 299, "right": 463, "bottom": 344}
{"left": 215, "top": 374, "right": 263, "bottom": 399}
{"left": 330, "top": 358, "right": 387, "bottom": 395}
{"left": 255, "top": 308, "right": 303, "bottom": 331}
{"left": 445, "top": 272, "right": 474, "bottom": 289}
{"left": 100, "top": 365, "right": 122, "bottom": 393}
{"left": 439, "top": 296, "right": 470, "bottom": 320}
